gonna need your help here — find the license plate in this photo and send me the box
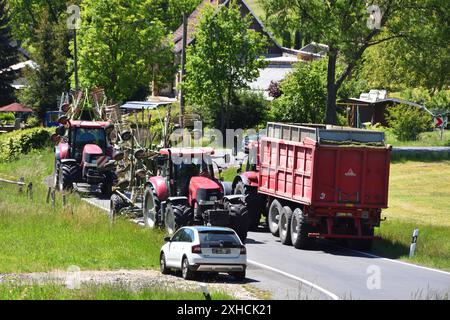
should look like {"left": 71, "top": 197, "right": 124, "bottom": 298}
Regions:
{"left": 212, "top": 248, "right": 231, "bottom": 254}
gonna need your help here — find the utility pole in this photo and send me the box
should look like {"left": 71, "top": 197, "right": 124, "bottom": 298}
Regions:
{"left": 179, "top": 12, "right": 188, "bottom": 129}
{"left": 74, "top": 29, "right": 79, "bottom": 91}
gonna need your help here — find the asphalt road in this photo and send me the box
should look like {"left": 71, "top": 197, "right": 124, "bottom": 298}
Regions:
{"left": 83, "top": 197, "right": 450, "bottom": 300}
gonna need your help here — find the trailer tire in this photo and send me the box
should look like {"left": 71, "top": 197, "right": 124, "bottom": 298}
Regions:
{"left": 143, "top": 186, "right": 161, "bottom": 229}
{"left": 291, "top": 208, "right": 315, "bottom": 249}
{"left": 230, "top": 204, "right": 249, "bottom": 242}
{"left": 110, "top": 194, "right": 125, "bottom": 222}
{"left": 279, "top": 206, "right": 293, "bottom": 245}
{"left": 235, "top": 182, "right": 260, "bottom": 231}
{"left": 165, "top": 204, "right": 192, "bottom": 235}
{"left": 268, "top": 200, "right": 283, "bottom": 237}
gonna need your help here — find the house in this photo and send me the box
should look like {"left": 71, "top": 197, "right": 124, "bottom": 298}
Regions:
{"left": 169, "top": 0, "right": 313, "bottom": 100}
{"left": 339, "top": 90, "right": 434, "bottom": 128}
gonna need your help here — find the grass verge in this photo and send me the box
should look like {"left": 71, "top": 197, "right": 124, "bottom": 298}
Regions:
{"left": 0, "top": 149, "right": 164, "bottom": 273}
{"left": 0, "top": 282, "right": 232, "bottom": 300}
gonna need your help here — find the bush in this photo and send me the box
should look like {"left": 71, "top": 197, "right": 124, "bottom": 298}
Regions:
{"left": 227, "top": 91, "right": 269, "bottom": 129}
{"left": 0, "top": 112, "right": 15, "bottom": 122}
{"left": 387, "top": 105, "right": 432, "bottom": 141}
{"left": 0, "top": 128, "right": 53, "bottom": 163}
{"left": 26, "top": 116, "right": 40, "bottom": 128}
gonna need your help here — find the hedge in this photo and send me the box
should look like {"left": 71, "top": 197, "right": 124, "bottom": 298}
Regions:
{"left": 0, "top": 128, "right": 53, "bottom": 163}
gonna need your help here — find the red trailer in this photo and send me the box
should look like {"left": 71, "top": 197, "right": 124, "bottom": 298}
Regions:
{"left": 233, "top": 123, "right": 391, "bottom": 250}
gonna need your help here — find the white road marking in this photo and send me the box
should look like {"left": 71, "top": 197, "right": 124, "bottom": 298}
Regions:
{"left": 248, "top": 259, "right": 340, "bottom": 300}
{"left": 343, "top": 247, "right": 450, "bottom": 276}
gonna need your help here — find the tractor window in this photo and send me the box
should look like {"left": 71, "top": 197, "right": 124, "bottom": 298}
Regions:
{"left": 70, "top": 128, "right": 106, "bottom": 162}
{"left": 173, "top": 156, "right": 214, "bottom": 196}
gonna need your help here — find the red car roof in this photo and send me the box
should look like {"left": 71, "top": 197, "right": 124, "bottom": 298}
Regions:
{"left": 70, "top": 120, "right": 111, "bottom": 128}
{"left": 160, "top": 147, "right": 215, "bottom": 156}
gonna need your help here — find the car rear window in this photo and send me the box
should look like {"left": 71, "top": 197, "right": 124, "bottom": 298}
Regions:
{"left": 198, "top": 231, "right": 240, "bottom": 247}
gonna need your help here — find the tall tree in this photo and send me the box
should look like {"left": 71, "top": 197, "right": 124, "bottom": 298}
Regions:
{"left": 183, "top": 1, "right": 268, "bottom": 132}
{"left": 76, "top": 0, "right": 171, "bottom": 102}
{"left": 0, "top": 0, "right": 19, "bottom": 106}
{"left": 261, "top": 0, "right": 435, "bottom": 124}
{"left": 19, "top": 8, "right": 70, "bottom": 120}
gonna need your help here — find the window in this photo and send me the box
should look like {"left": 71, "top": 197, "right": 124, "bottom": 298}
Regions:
{"left": 171, "top": 229, "right": 184, "bottom": 242}
{"left": 199, "top": 231, "right": 240, "bottom": 247}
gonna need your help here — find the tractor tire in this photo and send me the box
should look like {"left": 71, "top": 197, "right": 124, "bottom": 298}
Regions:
{"left": 230, "top": 204, "right": 249, "bottom": 243}
{"left": 53, "top": 161, "right": 60, "bottom": 190}
{"left": 290, "top": 208, "right": 315, "bottom": 250}
{"left": 234, "top": 181, "right": 260, "bottom": 231}
{"left": 101, "top": 172, "right": 115, "bottom": 198}
{"left": 268, "top": 200, "right": 283, "bottom": 237}
{"left": 59, "top": 164, "right": 79, "bottom": 191}
{"left": 109, "top": 194, "right": 125, "bottom": 222}
{"left": 279, "top": 206, "right": 293, "bottom": 245}
{"left": 165, "top": 204, "right": 192, "bottom": 235}
{"left": 143, "top": 185, "right": 161, "bottom": 229}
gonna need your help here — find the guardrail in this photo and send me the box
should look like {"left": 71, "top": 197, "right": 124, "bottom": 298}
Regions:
{"left": 0, "top": 176, "right": 33, "bottom": 199}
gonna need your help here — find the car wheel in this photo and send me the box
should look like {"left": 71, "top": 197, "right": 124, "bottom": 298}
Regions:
{"left": 279, "top": 206, "right": 293, "bottom": 245}
{"left": 181, "top": 257, "right": 195, "bottom": 280}
{"left": 160, "top": 252, "right": 170, "bottom": 275}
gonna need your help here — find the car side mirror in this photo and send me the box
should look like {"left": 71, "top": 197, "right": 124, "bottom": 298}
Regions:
{"left": 164, "top": 236, "right": 171, "bottom": 242}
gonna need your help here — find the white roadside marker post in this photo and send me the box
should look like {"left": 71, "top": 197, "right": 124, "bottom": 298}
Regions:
{"left": 409, "top": 229, "right": 419, "bottom": 258}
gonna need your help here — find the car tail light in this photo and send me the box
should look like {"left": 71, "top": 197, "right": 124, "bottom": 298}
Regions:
{"left": 192, "top": 245, "right": 202, "bottom": 254}
{"left": 240, "top": 245, "right": 247, "bottom": 255}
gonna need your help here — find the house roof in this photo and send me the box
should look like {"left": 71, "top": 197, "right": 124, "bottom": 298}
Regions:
{"left": 172, "top": 0, "right": 300, "bottom": 56}
{"left": 0, "top": 103, "right": 33, "bottom": 113}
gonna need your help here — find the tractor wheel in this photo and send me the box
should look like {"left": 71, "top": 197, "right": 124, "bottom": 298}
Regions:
{"left": 279, "top": 206, "right": 293, "bottom": 245}
{"left": 268, "top": 200, "right": 283, "bottom": 237}
{"left": 109, "top": 194, "right": 125, "bottom": 222}
{"left": 290, "top": 208, "right": 315, "bottom": 250}
{"left": 165, "top": 204, "right": 192, "bottom": 235}
{"left": 230, "top": 204, "right": 249, "bottom": 243}
{"left": 234, "top": 181, "right": 260, "bottom": 231}
{"left": 59, "top": 164, "right": 79, "bottom": 191}
{"left": 101, "top": 172, "right": 115, "bottom": 198}
{"left": 143, "top": 185, "right": 161, "bottom": 229}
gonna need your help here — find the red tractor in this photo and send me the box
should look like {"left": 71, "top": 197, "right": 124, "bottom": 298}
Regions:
{"left": 114, "top": 147, "right": 249, "bottom": 241}
{"left": 53, "top": 120, "right": 117, "bottom": 196}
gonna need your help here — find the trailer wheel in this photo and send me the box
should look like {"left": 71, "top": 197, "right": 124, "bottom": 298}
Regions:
{"left": 235, "top": 182, "right": 260, "bottom": 231}
{"left": 59, "top": 164, "right": 79, "bottom": 191}
{"left": 110, "top": 194, "right": 125, "bottom": 222}
{"left": 165, "top": 204, "right": 192, "bottom": 235}
{"left": 230, "top": 204, "right": 249, "bottom": 242}
{"left": 279, "top": 206, "right": 293, "bottom": 245}
{"left": 268, "top": 200, "right": 283, "bottom": 237}
{"left": 291, "top": 208, "right": 315, "bottom": 249}
{"left": 143, "top": 186, "right": 160, "bottom": 229}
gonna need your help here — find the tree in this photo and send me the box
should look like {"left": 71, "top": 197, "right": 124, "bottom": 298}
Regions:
{"left": 183, "top": 1, "right": 268, "bottom": 132}
{"left": 261, "top": 0, "right": 438, "bottom": 124}
{"left": 76, "top": 0, "right": 171, "bottom": 102}
{"left": 19, "top": 8, "right": 70, "bottom": 120}
{"left": 0, "top": 0, "right": 19, "bottom": 106}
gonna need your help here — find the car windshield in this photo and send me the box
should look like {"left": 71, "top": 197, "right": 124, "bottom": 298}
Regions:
{"left": 198, "top": 230, "right": 240, "bottom": 248}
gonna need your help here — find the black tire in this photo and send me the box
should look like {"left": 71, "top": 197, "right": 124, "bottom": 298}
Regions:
{"left": 101, "top": 172, "right": 116, "bottom": 198}
{"left": 268, "top": 200, "right": 283, "bottom": 237}
{"left": 165, "top": 204, "right": 192, "bottom": 235}
{"left": 143, "top": 185, "right": 160, "bottom": 229}
{"left": 290, "top": 208, "right": 315, "bottom": 249}
{"left": 279, "top": 206, "right": 293, "bottom": 245}
{"left": 235, "top": 182, "right": 260, "bottom": 231}
{"left": 230, "top": 270, "right": 246, "bottom": 281}
{"left": 160, "top": 252, "right": 170, "bottom": 275}
{"left": 53, "top": 161, "right": 60, "bottom": 190}
{"left": 230, "top": 204, "right": 249, "bottom": 242}
{"left": 109, "top": 194, "right": 125, "bottom": 222}
{"left": 59, "top": 164, "right": 79, "bottom": 191}
{"left": 181, "top": 257, "right": 195, "bottom": 280}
